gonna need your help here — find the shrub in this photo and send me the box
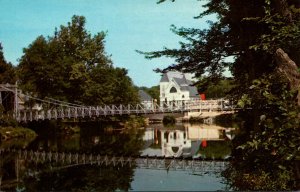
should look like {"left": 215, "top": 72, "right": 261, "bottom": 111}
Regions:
{"left": 162, "top": 115, "right": 176, "bottom": 125}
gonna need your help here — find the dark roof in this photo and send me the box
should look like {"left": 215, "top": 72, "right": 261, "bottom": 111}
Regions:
{"left": 191, "top": 140, "right": 201, "bottom": 156}
{"left": 180, "top": 86, "right": 198, "bottom": 97}
{"left": 186, "top": 79, "right": 193, "bottom": 85}
{"left": 188, "top": 86, "right": 199, "bottom": 97}
{"left": 139, "top": 90, "right": 152, "bottom": 101}
{"left": 182, "top": 140, "right": 201, "bottom": 157}
{"left": 174, "top": 78, "right": 198, "bottom": 97}
{"left": 160, "top": 72, "right": 184, "bottom": 83}
{"left": 160, "top": 73, "right": 169, "bottom": 82}
{"left": 173, "top": 77, "right": 186, "bottom": 85}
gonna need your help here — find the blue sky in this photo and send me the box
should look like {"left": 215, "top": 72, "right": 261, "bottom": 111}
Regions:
{"left": 0, "top": 0, "right": 213, "bottom": 87}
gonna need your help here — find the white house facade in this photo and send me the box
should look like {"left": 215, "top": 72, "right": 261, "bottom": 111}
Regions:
{"left": 159, "top": 72, "right": 199, "bottom": 107}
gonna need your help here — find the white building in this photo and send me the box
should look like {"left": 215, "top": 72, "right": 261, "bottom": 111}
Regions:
{"left": 159, "top": 72, "right": 199, "bottom": 107}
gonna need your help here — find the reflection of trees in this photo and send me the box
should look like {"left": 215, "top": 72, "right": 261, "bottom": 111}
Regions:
{"left": 0, "top": 121, "right": 146, "bottom": 191}
{"left": 79, "top": 122, "right": 145, "bottom": 156}
{"left": 26, "top": 120, "right": 65, "bottom": 151}
{"left": 198, "top": 141, "right": 231, "bottom": 159}
{"left": 23, "top": 164, "right": 135, "bottom": 192}
{"left": 149, "top": 128, "right": 161, "bottom": 149}
{"left": 0, "top": 152, "right": 25, "bottom": 191}
{"left": 0, "top": 151, "right": 136, "bottom": 191}
{"left": 26, "top": 121, "right": 146, "bottom": 156}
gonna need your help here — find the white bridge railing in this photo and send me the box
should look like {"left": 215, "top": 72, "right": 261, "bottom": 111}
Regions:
{"left": 16, "top": 99, "right": 233, "bottom": 122}
{"left": 5, "top": 149, "right": 228, "bottom": 173}
{"left": 0, "top": 84, "right": 234, "bottom": 122}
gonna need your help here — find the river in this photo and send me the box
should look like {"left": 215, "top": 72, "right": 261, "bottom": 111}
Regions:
{"left": 0, "top": 121, "right": 235, "bottom": 191}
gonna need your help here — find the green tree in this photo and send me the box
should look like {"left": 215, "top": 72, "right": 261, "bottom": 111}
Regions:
{"left": 111, "top": 68, "right": 140, "bottom": 105}
{"left": 141, "top": 0, "right": 300, "bottom": 190}
{"left": 139, "top": 85, "right": 160, "bottom": 102}
{"left": 18, "top": 15, "right": 139, "bottom": 105}
{"left": 196, "top": 78, "right": 234, "bottom": 99}
{"left": 0, "top": 43, "right": 17, "bottom": 84}
{"left": 0, "top": 43, "right": 18, "bottom": 116}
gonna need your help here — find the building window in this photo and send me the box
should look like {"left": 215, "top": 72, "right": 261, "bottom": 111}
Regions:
{"left": 170, "top": 87, "right": 177, "bottom": 93}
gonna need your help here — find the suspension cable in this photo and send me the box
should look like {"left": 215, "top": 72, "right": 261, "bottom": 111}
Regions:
{"left": 45, "top": 97, "right": 85, "bottom": 107}
{"left": 0, "top": 85, "right": 86, "bottom": 108}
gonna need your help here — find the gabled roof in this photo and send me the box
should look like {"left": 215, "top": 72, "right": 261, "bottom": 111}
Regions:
{"left": 160, "top": 73, "right": 169, "bottom": 82}
{"left": 160, "top": 71, "right": 185, "bottom": 83}
{"left": 138, "top": 90, "right": 152, "bottom": 101}
{"left": 173, "top": 77, "right": 186, "bottom": 85}
{"left": 187, "top": 86, "right": 199, "bottom": 98}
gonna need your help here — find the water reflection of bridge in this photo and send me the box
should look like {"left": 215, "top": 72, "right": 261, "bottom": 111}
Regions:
{"left": 1, "top": 149, "right": 228, "bottom": 174}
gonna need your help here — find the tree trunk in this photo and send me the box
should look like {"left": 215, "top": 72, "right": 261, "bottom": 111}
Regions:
{"left": 275, "top": 48, "right": 300, "bottom": 106}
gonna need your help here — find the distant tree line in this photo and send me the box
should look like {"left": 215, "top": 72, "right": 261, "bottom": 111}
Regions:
{"left": 138, "top": 85, "right": 160, "bottom": 102}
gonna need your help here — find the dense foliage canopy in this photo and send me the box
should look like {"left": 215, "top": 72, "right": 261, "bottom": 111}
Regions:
{"left": 142, "top": 0, "right": 300, "bottom": 190}
{"left": 148, "top": 0, "right": 300, "bottom": 88}
{"left": 0, "top": 43, "right": 17, "bottom": 84}
{"left": 18, "top": 15, "right": 139, "bottom": 106}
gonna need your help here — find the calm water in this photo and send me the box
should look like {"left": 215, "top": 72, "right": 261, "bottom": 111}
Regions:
{"left": 0, "top": 121, "right": 234, "bottom": 191}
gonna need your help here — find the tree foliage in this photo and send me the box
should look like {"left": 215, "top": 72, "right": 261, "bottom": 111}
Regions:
{"left": 229, "top": 74, "right": 300, "bottom": 190}
{"left": 139, "top": 85, "right": 160, "bottom": 102}
{"left": 196, "top": 77, "right": 234, "bottom": 99}
{"left": 0, "top": 43, "right": 17, "bottom": 84}
{"left": 142, "top": 0, "right": 300, "bottom": 91}
{"left": 0, "top": 43, "right": 18, "bottom": 116}
{"left": 18, "top": 15, "right": 139, "bottom": 105}
{"left": 141, "top": 0, "right": 300, "bottom": 190}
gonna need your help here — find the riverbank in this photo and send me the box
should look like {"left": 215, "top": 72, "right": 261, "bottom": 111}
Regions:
{"left": 0, "top": 126, "right": 37, "bottom": 149}
{"left": 26, "top": 116, "right": 149, "bottom": 135}
{"left": 0, "top": 126, "right": 37, "bottom": 141}
{"left": 153, "top": 111, "right": 240, "bottom": 128}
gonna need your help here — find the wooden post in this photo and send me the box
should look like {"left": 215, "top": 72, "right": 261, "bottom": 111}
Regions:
{"left": 200, "top": 101, "right": 202, "bottom": 113}
{"left": 14, "top": 82, "right": 18, "bottom": 119}
{"left": 75, "top": 107, "right": 78, "bottom": 118}
{"left": 16, "top": 158, "right": 19, "bottom": 183}
{"left": 220, "top": 99, "right": 223, "bottom": 111}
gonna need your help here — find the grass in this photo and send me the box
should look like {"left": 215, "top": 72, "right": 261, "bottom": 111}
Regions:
{"left": 0, "top": 126, "right": 37, "bottom": 141}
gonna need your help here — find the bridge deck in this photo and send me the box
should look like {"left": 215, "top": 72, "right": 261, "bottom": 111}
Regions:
{"left": 16, "top": 100, "right": 234, "bottom": 122}
{"left": 0, "top": 84, "right": 235, "bottom": 122}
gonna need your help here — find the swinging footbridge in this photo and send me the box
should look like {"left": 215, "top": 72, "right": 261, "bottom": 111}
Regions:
{"left": 0, "top": 84, "right": 234, "bottom": 122}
